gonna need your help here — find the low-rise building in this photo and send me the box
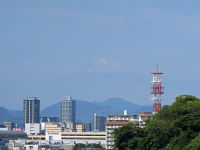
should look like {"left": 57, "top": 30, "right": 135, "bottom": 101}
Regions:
{"left": 43, "top": 123, "right": 106, "bottom": 147}
{"left": 45, "top": 123, "right": 64, "bottom": 141}
{"left": 40, "top": 117, "right": 59, "bottom": 133}
{"left": 4, "top": 122, "right": 16, "bottom": 131}
{"left": 7, "top": 140, "right": 73, "bottom": 150}
{"left": 25, "top": 123, "right": 40, "bottom": 135}
{"left": 76, "top": 123, "right": 91, "bottom": 132}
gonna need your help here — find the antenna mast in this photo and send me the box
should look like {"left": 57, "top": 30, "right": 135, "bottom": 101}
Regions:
{"left": 151, "top": 64, "right": 164, "bottom": 113}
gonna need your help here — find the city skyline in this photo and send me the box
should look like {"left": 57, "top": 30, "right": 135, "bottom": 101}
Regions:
{"left": 1, "top": 1, "right": 200, "bottom": 110}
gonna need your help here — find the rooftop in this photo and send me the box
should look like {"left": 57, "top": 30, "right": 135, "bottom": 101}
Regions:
{"left": 107, "top": 115, "right": 137, "bottom": 117}
{"left": 105, "top": 121, "right": 138, "bottom": 125}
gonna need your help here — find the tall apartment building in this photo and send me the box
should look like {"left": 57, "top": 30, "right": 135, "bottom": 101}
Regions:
{"left": 105, "top": 110, "right": 138, "bottom": 150}
{"left": 60, "top": 96, "right": 76, "bottom": 129}
{"left": 23, "top": 97, "right": 40, "bottom": 135}
{"left": 93, "top": 113, "right": 106, "bottom": 132}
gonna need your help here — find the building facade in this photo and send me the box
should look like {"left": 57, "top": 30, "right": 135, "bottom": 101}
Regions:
{"left": 23, "top": 97, "right": 40, "bottom": 124}
{"left": 23, "top": 97, "right": 40, "bottom": 135}
{"left": 45, "top": 123, "right": 64, "bottom": 141}
{"left": 105, "top": 110, "right": 138, "bottom": 150}
{"left": 93, "top": 113, "right": 106, "bottom": 132}
{"left": 25, "top": 123, "right": 40, "bottom": 135}
{"left": 60, "top": 96, "right": 76, "bottom": 129}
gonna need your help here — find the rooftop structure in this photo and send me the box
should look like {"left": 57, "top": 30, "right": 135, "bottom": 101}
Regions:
{"left": 40, "top": 117, "right": 59, "bottom": 123}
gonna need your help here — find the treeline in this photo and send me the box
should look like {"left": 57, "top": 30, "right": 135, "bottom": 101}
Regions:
{"left": 74, "top": 143, "right": 105, "bottom": 150}
{"left": 113, "top": 95, "right": 200, "bottom": 150}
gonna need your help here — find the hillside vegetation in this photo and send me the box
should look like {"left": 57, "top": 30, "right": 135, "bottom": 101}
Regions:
{"left": 113, "top": 95, "right": 200, "bottom": 150}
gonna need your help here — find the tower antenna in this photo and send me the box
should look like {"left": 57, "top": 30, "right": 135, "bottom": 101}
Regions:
{"left": 151, "top": 64, "right": 164, "bottom": 113}
{"left": 157, "top": 64, "right": 158, "bottom": 72}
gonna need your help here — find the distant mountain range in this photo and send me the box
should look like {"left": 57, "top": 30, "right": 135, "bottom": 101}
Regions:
{"left": 41, "top": 97, "right": 152, "bottom": 124}
{"left": 0, "top": 97, "right": 152, "bottom": 127}
{"left": 0, "top": 107, "right": 23, "bottom": 127}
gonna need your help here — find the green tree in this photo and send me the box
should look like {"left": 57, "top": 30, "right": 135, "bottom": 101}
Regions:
{"left": 112, "top": 123, "right": 145, "bottom": 150}
{"left": 73, "top": 143, "right": 105, "bottom": 150}
{"left": 112, "top": 95, "right": 200, "bottom": 150}
{"left": 187, "top": 133, "right": 200, "bottom": 150}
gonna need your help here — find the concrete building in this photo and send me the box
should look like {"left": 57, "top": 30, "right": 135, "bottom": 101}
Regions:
{"left": 23, "top": 97, "right": 40, "bottom": 135}
{"left": 105, "top": 110, "right": 138, "bottom": 150}
{"left": 45, "top": 123, "right": 64, "bottom": 141}
{"left": 4, "top": 122, "right": 16, "bottom": 131}
{"left": 76, "top": 124, "right": 85, "bottom": 132}
{"left": 44, "top": 123, "right": 105, "bottom": 146}
{"left": 25, "top": 124, "right": 40, "bottom": 135}
{"left": 76, "top": 123, "right": 91, "bottom": 132}
{"left": 7, "top": 140, "right": 73, "bottom": 150}
{"left": 61, "top": 131, "right": 106, "bottom": 146}
{"left": 93, "top": 113, "right": 106, "bottom": 132}
{"left": 40, "top": 117, "right": 59, "bottom": 133}
{"left": 60, "top": 96, "right": 76, "bottom": 129}
{"left": 139, "top": 112, "right": 152, "bottom": 127}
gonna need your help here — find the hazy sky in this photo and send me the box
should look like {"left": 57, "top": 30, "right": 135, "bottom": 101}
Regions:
{"left": 1, "top": 1, "right": 200, "bottom": 110}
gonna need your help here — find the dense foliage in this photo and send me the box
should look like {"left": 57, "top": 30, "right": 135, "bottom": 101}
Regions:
{"left": 112, "top": 95, "right": 200, "bottom": 150}
{"left": 73, "top": 143, "right": 105, "bottom": 150}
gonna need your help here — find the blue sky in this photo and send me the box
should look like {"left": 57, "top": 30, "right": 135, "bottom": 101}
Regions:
{"left": 1, "top": 1, "right": 200, "bottom": 110}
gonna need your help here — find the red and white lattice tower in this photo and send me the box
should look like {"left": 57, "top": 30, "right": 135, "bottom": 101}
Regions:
{"left": 151, "top": 64, "right": 164, "bottom": 113}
